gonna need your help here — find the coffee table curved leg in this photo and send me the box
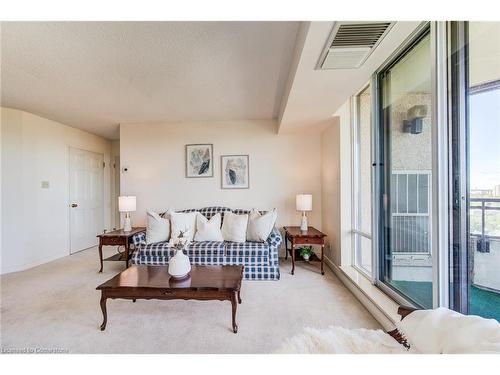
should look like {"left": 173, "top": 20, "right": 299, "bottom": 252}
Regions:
{"left": 100, "top": 293, "right": 107, "bottom": 331}
{"left": 231, "top": 292, "right": 238, "bottom": 334}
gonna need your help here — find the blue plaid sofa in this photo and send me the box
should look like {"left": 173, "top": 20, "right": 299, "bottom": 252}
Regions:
{"left": 130, "top": 206, "right": 282, "bottom": 280}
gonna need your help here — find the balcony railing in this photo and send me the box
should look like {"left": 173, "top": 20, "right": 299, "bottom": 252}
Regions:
{"left": 470, "top": 197, "right": 500, "bottom": 252}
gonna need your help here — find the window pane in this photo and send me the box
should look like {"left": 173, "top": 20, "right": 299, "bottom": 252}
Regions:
{"left": 359, "top": 87, "right": 372, "bottom": 234}
{"left": 407, "top": 174, "right": 418, "bottom": 213}
{"left": 397, "top": 174, "right": 408, "bottom": 213}
{"left": 352, "top": 84, "right": 372, "bottom": 275}
{"left": 418, "top": 173, "right": 429, "bottom": 213}
{"left": 467, "top": 21, "right": 500, "bottom": 321}
{"left": 355, "top": 234, "right": 372, "bottom": 274}
{"left": 379, "top": 30, "right": 433, "bottom": 308}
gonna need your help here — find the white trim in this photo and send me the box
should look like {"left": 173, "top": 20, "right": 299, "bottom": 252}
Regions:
{"left": 351, "top": 229, "right": 372, "bottom": 239}
{"left": 324, "top": 256, "right": 399, "bottom": 331}
{"left": 1, "top": 251, "right": 69, "bottom": 275}
{"left": 351, "top": 82, "right": 373, "bottom": 275}
{"left": 373, "top": 23, "right": 434, "bottom": 308}
{"left": 431, "top": 21, "right": 450, "bottom": 308}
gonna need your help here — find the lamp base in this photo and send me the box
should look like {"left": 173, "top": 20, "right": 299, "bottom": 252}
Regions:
{"left": 300, "top": 213, "right": 308, "bottom": 232}
{"left": 123, "top": 216, "right": 132, "bottom": 232}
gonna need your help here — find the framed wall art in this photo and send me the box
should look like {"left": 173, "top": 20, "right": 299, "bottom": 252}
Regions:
{"left": 186, "top": 144, "right": 213, "bottom": 178}
{"left": 221, "top": 154, "right": 249, "bottom": 189}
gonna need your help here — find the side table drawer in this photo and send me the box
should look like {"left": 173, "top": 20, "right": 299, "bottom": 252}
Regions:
{"left": 100, "top": 236, "right": 127, "bottom": 246}
{"left": 292, "top": 237, "right": 324, "bottom": 246}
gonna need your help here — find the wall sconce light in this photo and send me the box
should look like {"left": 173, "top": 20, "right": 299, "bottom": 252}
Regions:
{"left": 403, "top": 105, "right": 428, "bottom": 134}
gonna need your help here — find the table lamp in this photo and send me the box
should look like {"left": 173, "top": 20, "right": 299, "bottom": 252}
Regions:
{"left": 296, "top": 194, "right": 312, "bottom": 232}
{"left": 119, "top": 196, "right": 136, "bottom": 232}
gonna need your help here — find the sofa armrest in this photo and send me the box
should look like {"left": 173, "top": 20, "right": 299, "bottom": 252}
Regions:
{"left": 267, "top": 227, "right": 283, "bottom": 250}
{"left": 132, "top": 232, "right": 146, "bottom": 248}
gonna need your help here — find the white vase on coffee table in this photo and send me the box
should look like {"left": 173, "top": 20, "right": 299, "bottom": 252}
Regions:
{"left": 168, "top": 248, "right": 191, "bottom": 279}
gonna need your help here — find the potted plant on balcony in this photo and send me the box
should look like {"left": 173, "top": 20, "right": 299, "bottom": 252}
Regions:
{"left": 299, "top": 246, "right": 314, "bottom": 261}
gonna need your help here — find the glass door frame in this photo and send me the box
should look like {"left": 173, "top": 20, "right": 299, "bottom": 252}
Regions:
{"left": 372, "top": 21, "right": 451, "bottom": 308}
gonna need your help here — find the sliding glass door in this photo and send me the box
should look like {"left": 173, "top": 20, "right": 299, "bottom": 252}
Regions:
{"left": 376, "top": 25, "right": 434, "bottom": 308}
{"left": 450, "top": 21, "right": 500, "bottom": 320}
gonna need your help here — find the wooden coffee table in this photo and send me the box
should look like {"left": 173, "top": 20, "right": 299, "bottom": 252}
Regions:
{"left": 96, "top": 265, "right": 244, "bottom": 333}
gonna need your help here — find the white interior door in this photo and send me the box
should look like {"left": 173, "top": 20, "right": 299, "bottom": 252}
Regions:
{"left": 69, "top": 147, "right": 104, "bottom": 254}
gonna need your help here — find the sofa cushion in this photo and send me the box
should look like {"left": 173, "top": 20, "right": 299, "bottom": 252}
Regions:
{"left": 167, "top": 210, "right": 197, "bottom": 243}
{"left": 186, "top": 241, "right": 225, "bottom": 256}
{"left": 146, "top": 211, "right": 170, "bottom": 244}
{"left": 247, "top": 208, "right": 277, "bottom": 242}
{"left": 222, "top": 212, "right": 248, "bottom": 243}
{"left": 141, "top": 241, "right": 174, "bottom": 258}
{"left": 194, "top": 213, "right": 223, "bottom": 242}
{"left": 225, "top": 241, "right": 269, "bottom": 257}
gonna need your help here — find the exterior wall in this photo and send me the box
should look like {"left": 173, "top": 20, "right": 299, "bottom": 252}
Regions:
{"left": 1, "top": 107, "right": 113, "bottom": 274}
{"left": 390, "top": 93, "right": 432, "bottom": 171}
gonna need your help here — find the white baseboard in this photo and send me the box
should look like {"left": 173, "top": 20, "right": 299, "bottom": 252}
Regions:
{"left": 0, "top": 251, "right": 67, "bottom": 275}
{"left": 324, "top": 256, "right": 397, "bottom": 331}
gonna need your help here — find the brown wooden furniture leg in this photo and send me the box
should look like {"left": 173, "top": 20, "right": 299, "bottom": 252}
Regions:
{"left": 125, "top": 241, "right": 130, "bottom": 269}
{"left": 231, "top": 292, "right": 238, "bottom": 333}
{"left": 237, "top": 289, "right": 242, "bottom": 304}
{"left": 291, "top": 238, "right": 295, "bottom": 275}
{"left": 98, "top": 240, "right": 103, "bottom": 273}
{"left": 321, "top": 244, "right": 325, "bottom": 275}
{"left": 286, "top": 233, "right": 289, "bottom": 259}
{"left": 99, "top": 292, "right": 108, "bottom": 331}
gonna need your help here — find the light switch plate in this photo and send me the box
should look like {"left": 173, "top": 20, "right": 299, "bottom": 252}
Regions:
{"left": 41, "top": 181, "right": 49, "bottom": 189}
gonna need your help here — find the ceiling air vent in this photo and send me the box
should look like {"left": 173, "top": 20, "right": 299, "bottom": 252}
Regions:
{"left": 317, "top": 22, "right": 394, "bottom": 70}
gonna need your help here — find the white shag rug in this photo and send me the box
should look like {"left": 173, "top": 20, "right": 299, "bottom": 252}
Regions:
{"left": 276, "top": 326, "right": 413, "bottom": 354}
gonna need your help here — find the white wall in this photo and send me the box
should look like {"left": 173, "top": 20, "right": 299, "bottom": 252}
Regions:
{"left": 120, "top": 120, "right": 322, "bottom": 233}
{"left": 1, "top": 107, "right": 113, "bottom": 274}
{"left": 321, "top": 100, "right": 352, "bottom": 266}
{"left": 321, "top": 118, "right": 341, "bottom": 264}
{"left": 469, "top": 22, "right": 500, "bottom": 86}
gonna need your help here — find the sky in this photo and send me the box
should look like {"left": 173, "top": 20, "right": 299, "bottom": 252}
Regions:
{"left": 469, "top": 88, "right": 500, "bottom": 190}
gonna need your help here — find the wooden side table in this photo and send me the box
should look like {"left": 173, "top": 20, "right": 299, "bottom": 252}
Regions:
{"left": 97, "top": 227, "right": 145, "bottom": 272}
{"left": 283, "top": 226, "right": 327, "bottom": 275}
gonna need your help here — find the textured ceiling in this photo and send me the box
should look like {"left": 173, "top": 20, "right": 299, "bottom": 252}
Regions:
{"left": 1, "top": 22, "right": 300, "bottom": 139}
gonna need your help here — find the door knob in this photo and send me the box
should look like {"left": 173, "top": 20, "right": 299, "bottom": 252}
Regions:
{"left": 71, "top": 203, "right": 78, "bottom": 208}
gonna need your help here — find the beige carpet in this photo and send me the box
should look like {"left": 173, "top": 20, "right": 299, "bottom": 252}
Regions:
{"left": 0, "top": 247, "right": 380, "bottom": 353}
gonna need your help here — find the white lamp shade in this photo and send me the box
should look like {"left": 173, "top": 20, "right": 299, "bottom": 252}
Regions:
{"left": 119, "top": 196, "right": 136, "bottom": 212}
{"left": 296, "top": 194, "right": 312, "bottom": 211}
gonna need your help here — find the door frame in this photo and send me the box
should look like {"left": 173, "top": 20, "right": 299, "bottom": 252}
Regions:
{"left": 372, "top": 21, "right": 451, "bottom": 308}
{"left": 67, "top": 146, "right": 105, "bottom": 255}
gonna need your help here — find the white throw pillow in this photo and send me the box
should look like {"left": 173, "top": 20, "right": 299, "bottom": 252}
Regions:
{"left": 221, "top": 212, "right": 249, "bottom": 243}
{"left": 167, "top": 210, "right": 198, "bottom": 244}
{"left": 246, "top": 208, "right": 277, "bottom": 242}
{"left": 146, "top": 211, "right": 170, "bottom": 244}
{"left": 194, "top": 213, "right": 223, "bottom": 242}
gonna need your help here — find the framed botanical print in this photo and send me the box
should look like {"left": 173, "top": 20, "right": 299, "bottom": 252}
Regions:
{"left": 186, "top": 144, "right": 213, "bottom": 178}
{"left": 221, "top": 155, "right": 249, "bottom": 189}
